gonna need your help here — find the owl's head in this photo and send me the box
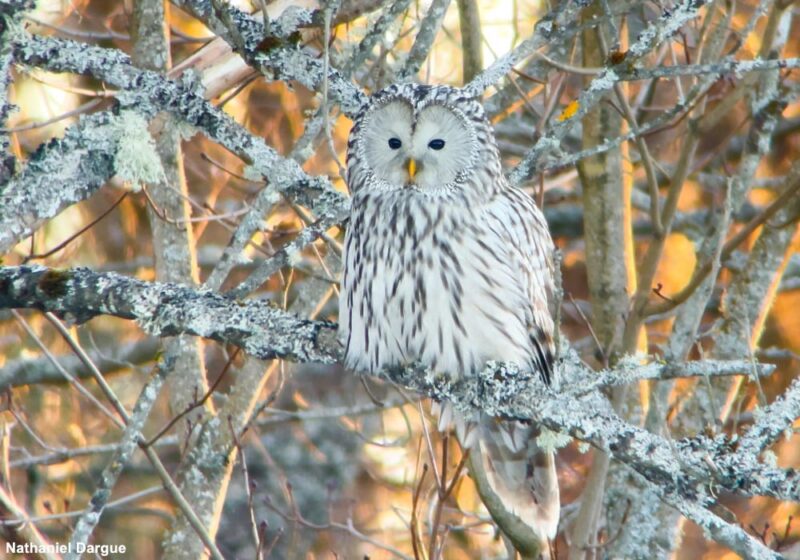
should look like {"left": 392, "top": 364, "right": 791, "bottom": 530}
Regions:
{"left": 346, "top": 84, "right": 501, "bottom": 197}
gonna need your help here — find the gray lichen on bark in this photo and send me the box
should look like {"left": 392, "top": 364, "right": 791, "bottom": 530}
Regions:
{"left": 1, "top": 1, "right": 799, "bottom": 557}
{"left": 0, "top": 1, "right": 32, "bottom": 183}
{"left": 0, "top": 266, "right": 340, "bottom": 363}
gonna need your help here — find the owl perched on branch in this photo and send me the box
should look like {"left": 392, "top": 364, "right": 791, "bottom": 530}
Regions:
{"left": 339, "top": 83, "right": 559, "bottom": 557}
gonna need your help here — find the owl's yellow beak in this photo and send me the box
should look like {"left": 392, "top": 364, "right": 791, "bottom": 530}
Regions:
{"left": 404, "top": 158, "right": 418, "bottom": 181}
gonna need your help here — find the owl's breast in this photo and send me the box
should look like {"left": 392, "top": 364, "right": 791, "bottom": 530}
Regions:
{"left": 340, "top": 192, "right": 535, "bottom": 377}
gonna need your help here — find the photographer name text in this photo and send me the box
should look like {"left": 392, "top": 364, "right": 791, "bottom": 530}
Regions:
{"left": 7, "top": 542, "right": 126, "bottom": 557}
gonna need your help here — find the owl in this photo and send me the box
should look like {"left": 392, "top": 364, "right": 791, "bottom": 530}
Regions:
{"left": 339, "top": 83, "right": 559, "bottom": 555}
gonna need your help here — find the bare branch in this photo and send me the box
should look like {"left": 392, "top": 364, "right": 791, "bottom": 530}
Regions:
{"left": 455, "top": 0, "right": 483, "bottom": 83}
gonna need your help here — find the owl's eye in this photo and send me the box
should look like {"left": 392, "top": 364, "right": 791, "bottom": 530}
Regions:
{"left": 428, "top": 139, "right": 445, "bottom": 150}
{"left": 388, "top": 138, "right": 402, "bottom": 150}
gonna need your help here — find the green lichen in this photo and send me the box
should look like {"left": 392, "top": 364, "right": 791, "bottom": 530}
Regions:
{"left": 111, "top": 111, "right": 165, "bottom": 191}
{"left": 536, "top": 427, "right": 572, "bottom": 452}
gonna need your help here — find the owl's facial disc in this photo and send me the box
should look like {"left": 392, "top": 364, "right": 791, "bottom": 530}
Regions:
{"left": 410, "top": 105, "right": 474, "bottom": 190}
{"left": 363, "top": 101, "right": 414, "bottom": 188}
{"left": 363, "top": 101, "right": 475, "bottom": 191}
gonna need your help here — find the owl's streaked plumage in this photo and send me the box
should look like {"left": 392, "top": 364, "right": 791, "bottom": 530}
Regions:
{"left": 340, "top": 83, "right": 559, "bottom": 552}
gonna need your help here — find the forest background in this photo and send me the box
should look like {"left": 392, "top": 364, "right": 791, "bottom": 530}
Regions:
{"left": 0, "top": 0, "right": 799, "bottom": 558}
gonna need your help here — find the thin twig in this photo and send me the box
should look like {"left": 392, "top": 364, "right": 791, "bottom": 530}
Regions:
{"left": 647, "top": 175, "right": 800, "bottom": 315}
{"left": 24, "top": 192, "right": 128, "bottom": 262}
{"left": 145, "top": 348, "right": 240, "bottom": 446}
{"left": 1, "top": 98, "right": 105, "bottom": 133}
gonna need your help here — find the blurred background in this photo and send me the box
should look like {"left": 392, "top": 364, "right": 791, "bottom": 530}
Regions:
{"left": 0, "top": 0, "right": 798, "bottom": 558}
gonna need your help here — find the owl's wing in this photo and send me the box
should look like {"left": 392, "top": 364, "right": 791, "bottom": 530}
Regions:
{"left": 476, "top": 187, "right": 560, "bottom": 556}
{"left": 484, "top": 185, "right": 556, "bottom": 384}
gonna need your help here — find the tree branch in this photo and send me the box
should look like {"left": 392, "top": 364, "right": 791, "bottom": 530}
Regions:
{"left": 1, "top": 266, "right": 794, "bottom": 486}
{"left": 3, "top": 30, "right": 349, "bottom": 259}
{"left": 170, "top": 0, "right": 367, "bottom": 116}
{"left": 508, "top": 0, "right": 714, "bottom": 186}
{"left": 0, "top": 265, "right": 339, "bottom": 363}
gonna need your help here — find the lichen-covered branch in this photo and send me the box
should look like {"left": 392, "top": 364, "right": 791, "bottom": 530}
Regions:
{"left": 0, "top": 0, "right": 33, "bottom": 183}
{"left": 463, "top": 0, "right": 590, "bottom": 97}
{"left": 343, "top": 0, "right": 412, "bottom": 77}
{"left": 0, "top": 265, "right": 339, "bottom": 363}
{"left": 618, "top": 56, "right": 799, "bottom": 80}
{"left": 737, "top": 376, "right": 800, "bottom": 458}
{"left": 13, "top": 33, "right": 342, "bottom": 205}
{"left": 507, "top": 0, "right": 713, "bottom": 186}
{"left": 0, "top": 111, "right": 119, "bottom": 253}
{"left": 227, "top": 212, "right": 344, "bottom": 298}
{"left": 170, "top": 0, "right": 367, "bottom": 116}
{"left": 3, "top": 30, "right": 349, "bottom": 260}
{"left": 397, "top": 0, "right": 452, "bottom": 81}
{"left": 66, "top": 354, "right": 174, "bottom": 558}
{"left": 1, "top": 264, "right": 796, "bottom": 560}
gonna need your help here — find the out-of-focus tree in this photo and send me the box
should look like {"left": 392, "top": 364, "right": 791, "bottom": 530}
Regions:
{"left": 0, "top": 0, "right": 798, "bottom": 558}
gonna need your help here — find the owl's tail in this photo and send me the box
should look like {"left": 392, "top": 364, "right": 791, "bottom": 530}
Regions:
{"left": 437, "top": 404, "right": 559, "bottom": 559}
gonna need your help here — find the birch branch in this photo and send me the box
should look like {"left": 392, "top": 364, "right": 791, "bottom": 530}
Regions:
{"left": 171, "top": 0, "right": 367, "bottom": 116}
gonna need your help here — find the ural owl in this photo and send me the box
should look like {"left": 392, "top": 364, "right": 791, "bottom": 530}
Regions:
{"left": 339, "top": 83, "right": 559, "bottom": 554}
